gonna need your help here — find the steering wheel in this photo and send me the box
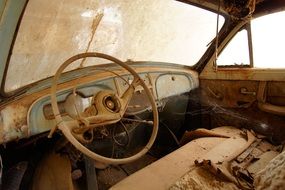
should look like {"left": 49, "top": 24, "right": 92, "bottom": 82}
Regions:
{"left": 49, "top": 52, "right": 159, "bottom": 165}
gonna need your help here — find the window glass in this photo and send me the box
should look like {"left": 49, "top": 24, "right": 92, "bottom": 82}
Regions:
{"left": 217, "top": 29, "right": 250, "bottom": 66}
{"left": 217, "top": 10, "right": 285, "bottom": 69}
{"left": 5, "top": 0, "right": 224, "bottom": 92}
{"left": 251, "top": 11, "right": 285, "bottom": 68}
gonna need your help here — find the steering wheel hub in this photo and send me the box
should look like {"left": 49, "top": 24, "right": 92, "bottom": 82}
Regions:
{"left": 103, "top": 95, "right": 120, "bottom": 113}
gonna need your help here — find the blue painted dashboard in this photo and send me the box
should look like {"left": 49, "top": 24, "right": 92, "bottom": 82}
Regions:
{"left": 28, "top": 71, "right": 198, "bottom": 137}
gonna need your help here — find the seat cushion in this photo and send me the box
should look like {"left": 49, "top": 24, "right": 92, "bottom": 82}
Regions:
{"left": 111, "top": 126, "right": 241, "bottom": 190}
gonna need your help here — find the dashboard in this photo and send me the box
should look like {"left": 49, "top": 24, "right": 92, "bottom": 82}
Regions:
{"left": 0, "top": 68, "right": 198, "bottom": 144}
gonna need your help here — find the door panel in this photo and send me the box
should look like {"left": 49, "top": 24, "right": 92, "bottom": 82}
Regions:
{"left": 200, "top": 80, "right": 258, "bottom": 108}
{"left": 199, "top": 79, "right": 285, "bottom": 144}
{"left": 267, "top": 82, "right": 285, "bottom": 106}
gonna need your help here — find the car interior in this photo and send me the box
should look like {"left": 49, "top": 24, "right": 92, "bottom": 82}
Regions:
{"left": 0, "top": 0, "right": 285, "bottom": 190}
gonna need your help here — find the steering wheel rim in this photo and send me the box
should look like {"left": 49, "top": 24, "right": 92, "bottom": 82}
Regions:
{"left": 50, "top": 52, "right": 159, "bottom": 165}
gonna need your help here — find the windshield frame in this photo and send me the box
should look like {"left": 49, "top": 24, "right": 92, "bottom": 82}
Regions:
{"left": 0, "top": 0, "right": 29, "bottom": 98}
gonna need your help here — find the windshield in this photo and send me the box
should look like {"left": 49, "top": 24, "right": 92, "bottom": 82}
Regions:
{"left": 5, "top": 0, "right": 224, "bottom": 92}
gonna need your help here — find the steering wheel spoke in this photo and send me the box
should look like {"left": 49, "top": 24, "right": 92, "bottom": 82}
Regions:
{"left": 120, "top": 76, "right": 141, "bottom": 113}
{"left": 83, "top": 113, "right": 121, "bottom": 126}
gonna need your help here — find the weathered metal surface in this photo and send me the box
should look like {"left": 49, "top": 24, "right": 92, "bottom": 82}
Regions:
{"left": 200, "top": 79, "right": 258, "bottom": 108}
{"left": 0, "top": 67, "right": 198, "bottom": 144}
{"left": 201, "top": 66, "right": 285, "bottom": 81}
{"left": 223, "top": 0, "right": 257, "bottom": 19}
{"left": 200, "top": 79, "right": 285, "bottom": 110}
{"left": 0, "top": 0, "right": 27, "bottom": 92}
{"left": 0, "top": 104, "right": 29, "bottom": 144}
{"left": 257, "top": 81, "right": 285, "bottom": 116}
{"left": 200, "top": 79, "right": 285, "bottom": 144}
{"left": 267, "top": 81, "right": 285, "bottom": 106}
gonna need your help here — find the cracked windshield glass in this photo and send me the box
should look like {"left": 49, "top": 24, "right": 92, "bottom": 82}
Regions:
{"left": 6, "top": 0, "right": 224, "bottom": 92}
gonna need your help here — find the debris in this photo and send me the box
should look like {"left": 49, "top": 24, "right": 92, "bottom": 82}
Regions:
{"left": 237, "top": 139, "right": 262, "bottom": 163}
{"left": 195, "top": 159, "right": 238, "bottom": 184}
{"left": 180, "top": 128, "right": 230, "bottom": 145}
{"left": 194, "top": 130, "right": 256, "bottom": 187}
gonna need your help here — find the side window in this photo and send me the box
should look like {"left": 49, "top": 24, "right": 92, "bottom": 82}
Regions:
{"left": 251, "top": 11, "right": 285, "bottom": 68}
{"left": 217, "top": 10, "right": 285, "bottom": 69}
{"left": 217, "top": 29, "right": 250, "bottom": 67}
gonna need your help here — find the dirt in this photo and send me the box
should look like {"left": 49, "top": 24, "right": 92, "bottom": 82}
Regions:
{"left": 254, "top": 150, "right": 285, "bottom": 190}
{"left": 170, "top": 167, "right": 239, "bottom": 190}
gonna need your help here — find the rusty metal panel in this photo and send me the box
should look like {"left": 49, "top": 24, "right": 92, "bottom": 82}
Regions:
{"left": 0, "top": 66, "right": 197, "bottom": 144}
{"left": 0, "top": 0, "right": 27, "bottom": 89}
{"left": 0, "top": 104, "right": 29, "bottom": 144}
{"left": 200, "top": 79, "right": 258, "bottom": 108}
